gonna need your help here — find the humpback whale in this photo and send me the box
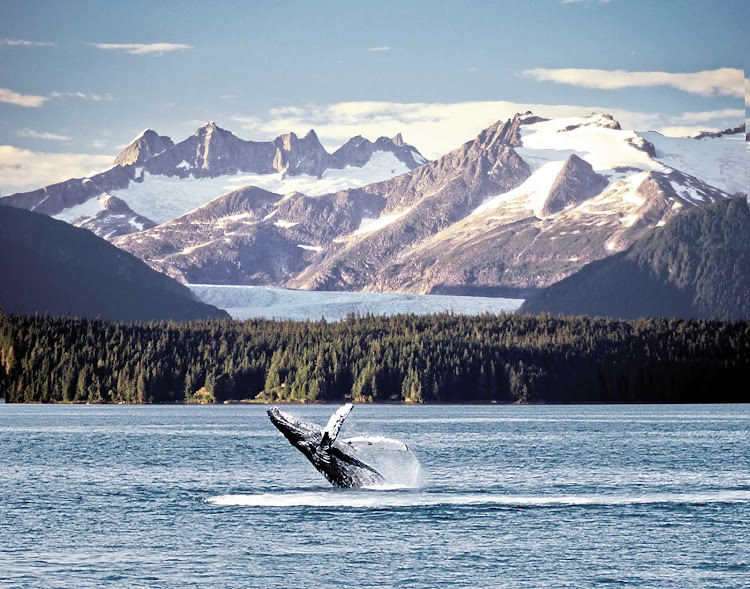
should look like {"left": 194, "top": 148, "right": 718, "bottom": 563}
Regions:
{"left": 267, "top": 404, "right": 408, "bottom": 488}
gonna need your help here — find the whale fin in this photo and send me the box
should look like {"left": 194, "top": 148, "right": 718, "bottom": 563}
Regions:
{"left": 342, "top": 436, "right": 408, "bottom": 452}
{"left": 320, "top": 403, "right": 353, "bottom": 449}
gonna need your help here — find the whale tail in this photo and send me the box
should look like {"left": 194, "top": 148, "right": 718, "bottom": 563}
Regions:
{"left": 320, "top": 403, "right": 353, "bottom": 450}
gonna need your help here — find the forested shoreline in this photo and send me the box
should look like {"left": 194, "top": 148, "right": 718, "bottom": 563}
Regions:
{"left": 1, "top": 312, "right": 748, "bottom": 404}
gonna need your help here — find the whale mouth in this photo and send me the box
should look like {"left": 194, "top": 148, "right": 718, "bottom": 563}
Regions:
{"left": 267, "top": 407, "right": 315, "bottom": 447}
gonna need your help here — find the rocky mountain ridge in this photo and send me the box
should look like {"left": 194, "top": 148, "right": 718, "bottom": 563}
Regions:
{"left": 1, "top": 122, "right": 427, "bottom": 236}
{"left": 113, "top": 111, "right": 745, "bottom": 294}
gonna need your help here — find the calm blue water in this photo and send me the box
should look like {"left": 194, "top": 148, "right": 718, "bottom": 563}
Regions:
{"left": 1, "top": 404, "right": 749, "bottom": 588}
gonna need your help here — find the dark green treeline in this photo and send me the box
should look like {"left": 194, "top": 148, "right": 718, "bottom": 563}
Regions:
{"left": 1, "top": 312, "right": 748, "bottom": 404}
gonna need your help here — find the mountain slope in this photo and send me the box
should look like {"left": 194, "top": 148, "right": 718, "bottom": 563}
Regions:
{"left": 1, "top": 123, "right": 427, "bottom": 238}
{"left": 519, "top": 198, "right": 750, "bottom": 320}
{"left": 3, "top": 112, "right": 744, "bottom": 297}
{"left": 288, "top": 112, "right": 735, "bottom": 294}
{"left": 0, "top": 206, "right": 228, "bottom": 321}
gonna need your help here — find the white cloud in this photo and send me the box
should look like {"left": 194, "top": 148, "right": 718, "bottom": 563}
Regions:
{"left": 0, "top": 146, "right": 114, "bottom": 194}
{"left": 674, "top": 108, "right": 744, "bottom": 124}
{"left": 229, "top": 100, "right": 653, "bottom": 157}
{"left": 745, "top": 78, "right": 749, "bottom": 108}
{"left": 50, "top": 91, "right": 113, "bottom": 102}
{"left": 228, "top": 99, "right": 745, "bottom": 157}
{"left": 0, "top": 87, "right": 48, "bottom": 108}
{"left": 0, "top": 88, "right": 112, "bottom": 108}
{"left": 658, "top": 126, "right": 721, "bottom": 138}
{"left": 367, "top": 46, "right": 391, "bottom": 52}
{"left": 0, "top": 38, "right": 55, "bottom": 47}
{"left": 16, "top": 129, "right": 71, "bottom": 141}
{"left": 89, "top": 42, "right": 192, "bottom": 55}
{"left": 90, "top": 139, "right": 107, "bottom": 149}
{"left": 521, "top": 67, "right": 743, "bottom": 98}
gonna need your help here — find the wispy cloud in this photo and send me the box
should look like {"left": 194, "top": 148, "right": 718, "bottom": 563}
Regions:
{"left": 367, "top": 46, "right": 391, "bottom": 52}
{"left": 50, "top": 91, "right": 113, "bottom": 102}
{"left": 521, "top": 67, "right": 743, "bottom": 98}
{"left": 16, "top": 129, "right": 71, "bottom": 141}
{"left": 89, "top": 42, "right": 192, "bottom": 55}
{"left": 0, "top": 87, "right": 48, "bottom": 108}
{"left": 0, "top": 146, "right": 114, "bottom": 194}
{"left": 0, "top": 38, "right": 55, "bottom": 47}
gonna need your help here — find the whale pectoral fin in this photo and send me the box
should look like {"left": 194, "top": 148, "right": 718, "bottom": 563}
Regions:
{"left": 320, "top": 403, "right": 353, "bottom": 450}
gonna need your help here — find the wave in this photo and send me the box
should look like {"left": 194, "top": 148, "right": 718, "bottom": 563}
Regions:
{"left": 206, "top": 489, "right": 750, "bottom": 509}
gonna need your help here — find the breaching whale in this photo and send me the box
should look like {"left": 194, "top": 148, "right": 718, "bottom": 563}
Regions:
{"left": 267, "top": 404, "right": 408, "bottom": 488}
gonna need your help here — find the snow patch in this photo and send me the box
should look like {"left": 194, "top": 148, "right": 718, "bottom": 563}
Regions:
{"left": 350, "top": 208, "right": 413, "bottom": 237}
{"left": 639, "top": 132, "right": 748, "bottom": 195}
{"left": 129, "top": 218, "right": 145, "bottom": 231}
{"left": 273, "top": 219, "right": 298, "bottom": 229}
{"left": 297, "top": 244, "right": 322, "bottom": 252}
{"left": 518, "top": 116, "right": 667, "bottom": 174}
{"left": 52, "top": 195, "right": 106, "bottom": 224}
{"left": 472, "top": 161, "right": 565, "bottom": 217}
{"left": 109, "top": 151, "right": 409, "bottom": 225}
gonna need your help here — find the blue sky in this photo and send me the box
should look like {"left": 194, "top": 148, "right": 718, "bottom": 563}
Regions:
{"left": 1, "top": 0, "right": 747, "bottom": 192}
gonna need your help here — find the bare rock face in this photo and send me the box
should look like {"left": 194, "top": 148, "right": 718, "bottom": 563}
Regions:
{"left": 541, "top": 154, "right": 608, "bottom": 216}
{"left": 693, "top": 123, "right": 745, "bottom": 140}
{"left": 140, "top": 123, "right": 427, "bottom": 179}
{"left": 559, "top": 113, "right": 621, "bottom": 132}
{"left": 331, "top": 134, "right": 427, "bottom": 169}
{"left": 273, "top": 130, "right": 332, "bottom": 177}
{"left": 113, "top": 130, "right": 175, "bottom": 167}
{"left": 113, "top": 188, "right": 311, "bottom": 285}
{"left": 288, "top": 114, "right": 533, "bottom": 291}
{"left": 144, "top": 122, "right": 278, "bottom": 177}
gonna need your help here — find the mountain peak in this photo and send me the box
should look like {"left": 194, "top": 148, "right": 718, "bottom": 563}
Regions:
{"left": 541, "top": 154, "right": 609, "bottom": 216}
{"left": 392, "top": 132, "right": 404, "bottom": 146}
{"left": 113, "top": 129, "right": 174, "bottom": 167}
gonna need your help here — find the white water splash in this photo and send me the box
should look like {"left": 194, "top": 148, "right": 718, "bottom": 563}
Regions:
{"left": 207, "top": 490, "right": 750, "bottom": 509}
{"left": 356, "top": 442, "right": 423, "bottom": 488}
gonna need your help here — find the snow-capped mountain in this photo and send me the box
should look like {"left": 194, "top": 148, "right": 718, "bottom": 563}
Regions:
{"left": 1, "top": 123, "right": 427, "bottom": 237}
{"left": 3, "top": 112, "right": 746, "bottom": 296}
{"left": 107, "top": 112, "right": 747, "bottom": 292}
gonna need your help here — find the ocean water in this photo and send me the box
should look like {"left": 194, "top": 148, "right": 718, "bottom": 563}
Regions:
{"left": 1, "top": 404, "right": 749, "bottom": 588}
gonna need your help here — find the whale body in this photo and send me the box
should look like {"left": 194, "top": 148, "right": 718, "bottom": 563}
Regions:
{"left": 267, "top": 404, "right": 407, "bottom": 488}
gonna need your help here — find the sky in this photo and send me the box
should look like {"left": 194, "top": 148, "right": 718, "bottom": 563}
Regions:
{"left": 1, "top": 0, "right": 748, "bottom": 194}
